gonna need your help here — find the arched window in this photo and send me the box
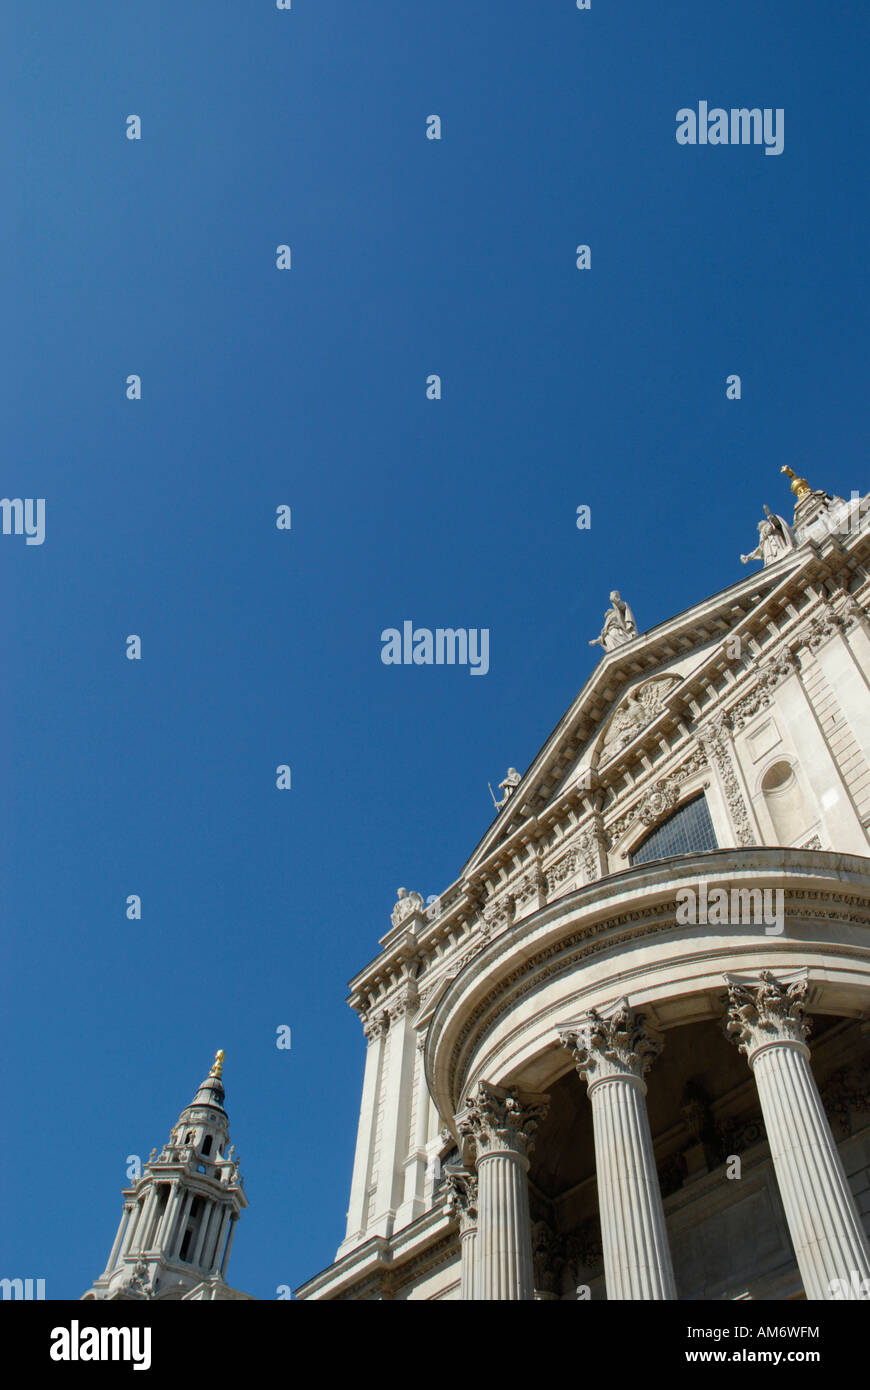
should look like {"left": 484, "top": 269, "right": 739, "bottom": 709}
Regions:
{"left": 629, "top": 793, "right": 717, "bottom": 866}
{"left": 201, "top": 1135, "right": 213, "bottom": 1156}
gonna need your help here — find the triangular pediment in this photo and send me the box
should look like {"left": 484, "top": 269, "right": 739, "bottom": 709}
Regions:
{"left": 462, "top": 551, "right": 806, "bottom": 874}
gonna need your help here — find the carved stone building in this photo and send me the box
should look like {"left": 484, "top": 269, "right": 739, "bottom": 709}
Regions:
{"left": 83, "top": 1052, "right": 253, "bottom": 1301}
{"left": 296, "top": 478, "right": 870, "bottom": 1301}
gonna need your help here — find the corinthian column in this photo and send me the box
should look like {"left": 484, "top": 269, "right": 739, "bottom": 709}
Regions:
{"left": 560, "top": 998, "right": 676, "bottom": 1300}
{"left": 444, "top": 1167, "right": 479, "bottom": 1300}
{"left": 724, "top": 970, "right": 870, "bottom": 1299}
{"left": 458, "top": 1081, "right": 549, "bottom": 1301}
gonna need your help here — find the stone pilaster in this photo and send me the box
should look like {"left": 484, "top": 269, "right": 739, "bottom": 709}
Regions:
{"left": 444, "top": 1167, "right": 479, "bottom": 1300}
{"left": 560, "top": 998, "right": 677, "bottom": 1300}
{"left": 337, "top": 1009, "right": 388, "bottom": 1254}
{"left": 458, "top": 1081, "right": 549, "bottom": 1301}
{"left": 725, "top": 970, "right": 870, "bottom": 1300}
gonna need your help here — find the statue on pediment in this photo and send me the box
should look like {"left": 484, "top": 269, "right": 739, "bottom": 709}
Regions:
{"left": 589, "top": 591, "right": 638, "bottom": 651}
{"left": 497, "top": 767, "right": 520, "bottom": 806}
{"left": 741, "top": 506, "right": 796, "bottom": 567}
{"left": 391, "top": 887, "right": 424, "bottom": 929}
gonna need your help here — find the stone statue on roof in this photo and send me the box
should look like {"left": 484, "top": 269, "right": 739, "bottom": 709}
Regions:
{"left": 589, "top": 591, "right": 638, "bottom": 651}
{"left": 741, "top": 505, "right": 796, "bottom": 567}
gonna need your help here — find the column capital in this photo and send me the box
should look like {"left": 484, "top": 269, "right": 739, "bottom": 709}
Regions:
{"left": 458, "top": 1081, "right": 549, "bottom": 1165}
{"left": 443, "top": 1166, "right": 478, "bottom": 1232}
{"left": 560, "top": 996, "right": 662, "bottom": 1092}
{"left": 362, "top": 1009, "right": 389, "bottom": 1041}
{"left": 723, "top": 969, "right": 811, "bottom": 1063}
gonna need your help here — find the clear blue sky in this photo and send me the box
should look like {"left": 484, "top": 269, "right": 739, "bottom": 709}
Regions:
{"left": 2, "top": 0, "right": 868, "bottom": 1299}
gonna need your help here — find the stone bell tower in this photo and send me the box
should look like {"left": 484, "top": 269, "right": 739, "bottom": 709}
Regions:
{"left": 82, "top": 1051, "right": 253, "bottom": 1300}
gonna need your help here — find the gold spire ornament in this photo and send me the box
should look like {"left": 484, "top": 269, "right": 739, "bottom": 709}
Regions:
{"left": 209, "top": 1049, "right": 225, "bottom": 1079}
{"left": 781, "top": 465, "right": 813, "bottom": 499}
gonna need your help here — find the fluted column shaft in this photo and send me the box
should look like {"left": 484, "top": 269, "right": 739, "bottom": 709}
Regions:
{"left": 220, "top": 1214, "right": 238, "bottom": 1275}
{"left": 726, "top": 971, "right": 870, "bottom": 1300}
{"left": 119, "top": 1198, "right": 144, "bottom": 1259}
{"left": 105, "top": 1205, "right": 131, "bottom": 1273}
{"left": 444, "top": 1167, "right": 478, "bottom": 1301}
{"left": 458, "top": 1082, "right": 549, "bottom": 1301}
{"left": 476, "top": 1148, "right": 533, "bottom": 1299}
{"left": 460, "top": 1227, "right": 477, "bottom": 1300}
{"left": 561, "top": 997, "right": 677, "bottom": 1300}
{"left": 210, "top": 1205, "right": 232, "bottom": 1274}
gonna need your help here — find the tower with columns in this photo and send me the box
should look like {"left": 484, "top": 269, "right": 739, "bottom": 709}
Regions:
{"left": 296, "top": 477, "right": 870, "bottom": 1301}
{"left": 82, "top": 1051, "right": 252, "bottom": 1301}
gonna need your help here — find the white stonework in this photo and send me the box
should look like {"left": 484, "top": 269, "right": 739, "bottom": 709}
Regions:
{"left": 297, "top": 486, "right": 870, "bottom": 1300}
{"left": 560, "top": 1000, "right": 677, "bottom": 1299}
{"left": 83, "top": 1055, "right": 253, "bottom": 1301}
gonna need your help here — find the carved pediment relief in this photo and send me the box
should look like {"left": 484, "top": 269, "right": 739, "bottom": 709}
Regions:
{"left": 599, "top": 675, "right": 681, "bottom": 763}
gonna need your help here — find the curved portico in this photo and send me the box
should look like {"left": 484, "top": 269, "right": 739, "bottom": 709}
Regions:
{"left": 425, "top": 848, "right": 870, "bottom": 1300}
{"left": 426, "top": 848, "right": 870, "bottom": 1114}
{"left": 297, "top": 492, "right": 870, "bottom": 1303}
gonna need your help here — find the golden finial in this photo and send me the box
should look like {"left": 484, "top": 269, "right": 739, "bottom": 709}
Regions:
{"left": 209, "top": 1049, "right": 225, "bottom": 1079}
{"left": 781, "top": 465, "right": 813, "bottom": 499}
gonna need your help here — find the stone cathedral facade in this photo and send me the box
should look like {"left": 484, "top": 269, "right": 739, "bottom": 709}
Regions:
{"left": 295, "top": 473, "right": 870, "bottom": 1301}
{"left": 85, "top": 474, "right": 870, "bottom": 1302}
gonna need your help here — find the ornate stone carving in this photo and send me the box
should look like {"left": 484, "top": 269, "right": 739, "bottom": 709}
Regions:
{"left": 837, "top": 589, "right": 866, "bottom": 629}
{"left": 716, "top": 1114, "right": 766, "bottom": 1155}
{"left": 546, "top": 848, "right": 579, "bottom": 895}
{"left": 441, "top": 876, "right": 870, "bottom": 1101}
{"left": 125, "top": 1257, "right": 155, "bottom": 1299}
{"left": 482, "top": 891, "right": 515, "bottom": 935}
{"left": 362, "top": 1010, "right": 389, "bottom": 1040}
{"left": 387, "top": 983, "right": 419, "bottom": 1021}
{"left": 443, "top": 1168, "right": 478, "bottom": 1231}
{"left": 698, "top": 716, "right": 756, "bottom": 846}
{"left": 637, "top": 781, "right": 679, "bottom": 826}
{"left": 531, "top": 1220, "right": 560, "bottom": 1295}
{"left": 514, "top": 860, "right": 547, "bottom": 911}
{"left": 600, "top": 675, "right": 681, "bottom": 759}
{"left": 458, "top": 1080, "right": 549, "bottom": 1162}
{"left": 564, "top": 1218, "right": 603, "bottom": 1272}
{"left": 606, "top": 745, "right": 707, "bottom": 847}
{"left": 577, "top": 820, "right": 608, "bottom": 883}
{"left": 819, "top": 1065, "right": 870, "bottom": 1139}
{"left": 802, "top": 604, "right": 844, "bottom": 654}
{"left": 560, "top": 997, "right": 663, "bottom": 1087}
{"left": 723, "top": 970, "right": 810, "bottom": 1059}
{"left": 390, "top": 888, "right": 425, "bottom": 929}
{"left": 729, "top": 649, "right": 797, "bottom": 732}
